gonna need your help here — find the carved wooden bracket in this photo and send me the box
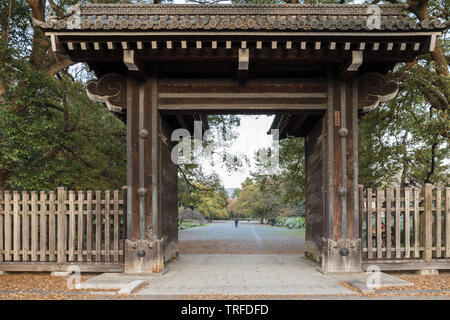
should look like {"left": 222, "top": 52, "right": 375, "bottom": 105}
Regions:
{"left": 358, "top": 72, "right": 398, "bottom": 112}
{"left": 86, "top": 73, "right": 127, "bottom": 113}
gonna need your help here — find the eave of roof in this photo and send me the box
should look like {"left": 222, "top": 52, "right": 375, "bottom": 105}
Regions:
{"left": 34, "top": 3, "right": 447, "bottom": 33}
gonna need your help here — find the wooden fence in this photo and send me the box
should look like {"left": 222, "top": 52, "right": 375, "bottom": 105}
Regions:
{"left": 359, "top": 184, "right": 450, "bottom": 270}
{"left": 0, "top": 187, "right": 126, "bottom": 272}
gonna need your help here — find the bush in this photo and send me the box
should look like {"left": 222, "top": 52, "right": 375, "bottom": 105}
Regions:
{"left": 275, "top": 216, "right": 305, "bottom": 229}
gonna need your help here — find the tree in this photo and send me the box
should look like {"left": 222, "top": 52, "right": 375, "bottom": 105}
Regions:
{"left": 231, "top": 179, "right": 280, "bottom": 223}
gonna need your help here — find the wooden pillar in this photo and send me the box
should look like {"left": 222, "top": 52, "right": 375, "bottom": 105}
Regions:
{"left": 320, "top": 73, "right": 361, "bottom": 273}
{"left": 124, "top": 73, "right": 164, "bottom": 273}
{"left": 86, "top": 72, "right": 164, "bottom": 273}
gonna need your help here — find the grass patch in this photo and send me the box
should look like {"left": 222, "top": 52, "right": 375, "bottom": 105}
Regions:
{"left": 178, "top": 221, "right": 209, "bottom": 230}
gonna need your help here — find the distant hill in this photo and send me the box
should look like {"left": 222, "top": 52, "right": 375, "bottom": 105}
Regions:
{"left": 225, "top": 188, "right": 236, "bottom": 198}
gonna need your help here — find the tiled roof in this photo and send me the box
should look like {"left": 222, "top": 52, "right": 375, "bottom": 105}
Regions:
{"left": 36, "top": 3, "right": 447, "bottom": 32}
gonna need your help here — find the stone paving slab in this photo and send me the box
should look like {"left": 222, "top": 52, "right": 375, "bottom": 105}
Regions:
{"left": 76, "top": 272, "right": 164, "bottom": 290}
{"left": 134, "top": 254, "right": 414, "bottom": 296}
{"left": 136, "top": 254, "right": 343, "bottom": 296}
{"left": 76, "top": 254, "right": 413, "bottom": 296}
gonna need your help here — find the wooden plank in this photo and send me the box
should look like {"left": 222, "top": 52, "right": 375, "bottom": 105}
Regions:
{"left": 104, "top": 190, "right": 111, "bottom": 262}
{"left": 395, "top": 187, "right": 401, "bottom": 259}
{"left": 86, "top": 190, "right": 93, "bottom": 262}
{"left": 77, "top": 191, "right": 84, "bottom": 262}
{"left": 436, "top": 187, "right": 442, "bottom": 258}
{"left": 4, "top": 191, "right": 11, "bottom": 261}
{"left": 48, "top": 191, "right": 56, "bottom": 261}
{"left": 446, "top": 188, "right": 450, "bottom": 258}
{"left": 21, "top": 191, "right": 29, "bottom": 262}
{"left": 57, "top": 187, "right": 66, "bottom": 264}
{"left": 422, "top": 184, "right": 433, "bottom": 262}
{"left": 367, "top": 188, "right": 373, "bottom": 259}
{"left": 376, "top": 188, "right": 382, "bottom": 259}
{"left": 113, "top": 190, "right": 120, "bottom": 262}
{"left": 68, "top": 191, "right": 75, "bottom": 262}
{"left": 31, "top": 191, "right": 38, "bottom": 262}
{"left": 40, "top": 191, "right": 48, "bottom": 262}
{"left": 362, "top": 261, "right": 450, "bottom": 271}
{"left": 0, "top": 191, "right": 4, "bottom": 262}
{"left": 414, "top": 187, "right": 420, "bottom": 258}
{"left": 0, "top": 262, "right": 124, "bottom": 272}
{"left": 95, "top": 190, "right": 101, "bottom": 262}
{"left": 358, "top": 185, "right": 364, "bottom": 257}
{"left": 404, "top": 187, "right": 411, "bottom": 258}
{"left": 13, "top": 191, "right": 20, "bottom": 261}
{"left": 386, "top": 188, "right": 392, "bottom": 259}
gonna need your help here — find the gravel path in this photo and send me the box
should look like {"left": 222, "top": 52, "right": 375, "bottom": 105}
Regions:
{"left": 179, "top": 221, "right": 305, "bottom": 254}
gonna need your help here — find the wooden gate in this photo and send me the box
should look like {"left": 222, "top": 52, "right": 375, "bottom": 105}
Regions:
{"left": 0, "top": 188, "right": 125, "bottom": 272}
{"left": 359, "top": 185, "right": 450, "bottom": 271}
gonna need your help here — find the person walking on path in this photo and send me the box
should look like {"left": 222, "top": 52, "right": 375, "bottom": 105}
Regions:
{"left": 235, "top": 219, "right": 239, "bottom": 227}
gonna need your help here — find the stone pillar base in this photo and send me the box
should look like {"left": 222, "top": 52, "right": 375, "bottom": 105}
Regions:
{"left": 321, "top": 238, "right": 362, "bottom": 273}
{"left": 124, "top": 239, "right": 164, "bottom": 273}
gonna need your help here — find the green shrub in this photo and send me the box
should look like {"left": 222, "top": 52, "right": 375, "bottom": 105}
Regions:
{"left": 275, "top": 216, "right": 305, "bottom": 229}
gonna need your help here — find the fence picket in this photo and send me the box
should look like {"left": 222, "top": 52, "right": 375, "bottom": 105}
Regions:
{"left": 40, "top": 191, "right": 48, "bottom": 262}
{"left": 13, "top": 191, "right": 20, "bottom": 261}
{"left": 422, "top": 184, "right": 433, "bottom": 262}
{"left": 68, "top": 191, "right": 75, "bottom": 262}
{"left": 404, "top": 188, "right": 411, "bottom": 258}
{"left": 31, "top": 191, "right": 38, "bottom": 262}
{"left": 367, "top": 188, "right": 373, "bottom": 259}
{"left": 445, "top": 188, "right": 450, "bottom": 258}
{"left": 436, "top": 187, "right": 442, "bottom": 258}
{"left": 386, "top": 188, "right": 392, "bottom": 259}
{"left": 4, "top": 191, "right": 11, "bottom": 261}
{"left": 414, "top": 187, "right": 420, "bottom": 258}
{"left": 395, "top": 187, "right": 401, "bottom": 259}
{"left": 49, "top": 191, "right": 56, "bottom": 261}
{"left": 77, "top": 191, "right": 84, "bottom": 262}
{"left": 113, "top": 190, "right": 120, "bottom": 262}
{"left": 86, "top": 190, "right": 93, "bottom": 262}
{"left": 376, "top": 188, "right": 382, "bottom": 259}
{"left": 57, "top": 187, "right": 66, "bottom": 264}
{"left": 0, "top": 191, "right": 3, "bottom": 262}
{"left": 21, "top": 191, "right": 29, "bottom": 262}
{"left": 95, "top": 191, "right": 101, "bottom": 262}
{"left": 105, "top": 191, "right": 111, "bottom": 262}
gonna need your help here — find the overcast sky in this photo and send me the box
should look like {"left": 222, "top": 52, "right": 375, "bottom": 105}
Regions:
{"left": 202, "top": 115, "right": 275, "bottom": 189}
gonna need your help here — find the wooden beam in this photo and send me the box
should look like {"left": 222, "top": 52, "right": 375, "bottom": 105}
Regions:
{"left": 340, "top": 51, "right": 363, "bottom": 79}
{"left": 123, "top": 50, "right": 138, "bottom": 71}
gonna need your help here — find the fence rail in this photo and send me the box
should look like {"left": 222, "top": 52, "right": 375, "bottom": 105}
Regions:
{"left": 0, "top": 187, "right": 126, "bottom": 271}
{"left": 359, "top": 184, "right": 450, "bottom": 265}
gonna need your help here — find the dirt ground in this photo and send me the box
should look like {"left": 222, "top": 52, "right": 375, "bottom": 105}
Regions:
{"left": 0, "top": 271, "right": 448, "bottom": 300}
{"left": 0, "top": 273, "right": 117, "bottom": 300}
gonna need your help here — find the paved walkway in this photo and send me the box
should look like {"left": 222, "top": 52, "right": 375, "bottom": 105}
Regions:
{"left": 137, "top": 254, "right": 410, "bottom": 296}
{"left": 179, "top": 221, "right": 305, "bottom": 254}
{"left": 79, "top": 223, "right": 413, "bottom": 297}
